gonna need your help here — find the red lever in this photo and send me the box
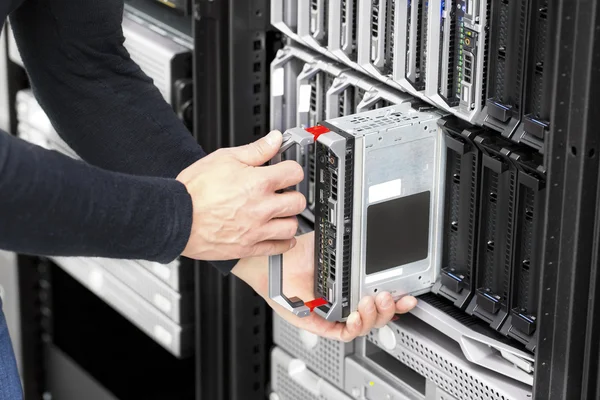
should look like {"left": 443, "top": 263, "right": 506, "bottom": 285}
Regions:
{"left": 306, "top": 125, "right": 330, "bottom": 141}
{"left": 305, "top": 297, "right": 328, "bottom": 312}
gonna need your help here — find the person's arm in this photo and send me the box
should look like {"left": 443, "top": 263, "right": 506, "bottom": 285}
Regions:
{"left": 8, "top": 0, "right": 305, "bottom": 272}
{"left": 9, "top": 0, "right": 202, "bottom": 179}
{"left": 0, "top": 130, "right": 191, "bottom": 263}
{"left": 11, "top": 0, "right": 225, "bottom": 272}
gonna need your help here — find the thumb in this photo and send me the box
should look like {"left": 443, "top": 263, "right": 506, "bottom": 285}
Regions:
{"left": 232, "top": 130, "right": 283, "bottom": 166}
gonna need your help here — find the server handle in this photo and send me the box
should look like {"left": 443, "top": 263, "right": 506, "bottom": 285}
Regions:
{"left": 268, "top": 127, "right": 315, "bottom": 317}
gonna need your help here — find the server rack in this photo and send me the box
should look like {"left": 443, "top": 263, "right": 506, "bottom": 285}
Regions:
{"left": 533, "top": 0, "right": 600, "bottom": 398}
{"left": 192, "top": 1, "right": 278, "bottom": 400}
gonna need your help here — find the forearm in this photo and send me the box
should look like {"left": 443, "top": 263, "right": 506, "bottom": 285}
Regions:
{"left": 0, "top": 131, "right": 191, "bottom": 263}
{"left": 10, "top": 0, "right": 204, "bottom": 179}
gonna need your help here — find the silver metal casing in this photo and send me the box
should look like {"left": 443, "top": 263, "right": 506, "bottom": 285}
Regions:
{"left": 313, "top": 104, "right": 446, "bottom": 322}
{"left": 51, "top": 257, "right": 193, "bottom": 358}
{"left": 328, "top": 0, "right": 362, "bottom": 71}
{"left": 8, "top": 15, "right": 191, "bottom": 106}
{"left": 427, "top": 0, "right": 489, "bottom": 123}
{"left": 365, "top": 312, "right": 533, "bottom": 399}
{"left": 271, "top": 0, "right": 303, "bottom": 43}
{"left": 270, "top": 347, "right": 352, "bottom": 400}
{"left": 121, "top": 12, "right": 192, "bottom": 105}
{"left": 273, "top": 312, "right": 352, "bottom": 389}
{"left": 297, "top": 0, "right": 338, "bottom": 60}
{"left": 356, "top": 0, "right": 399, "bottom": 88}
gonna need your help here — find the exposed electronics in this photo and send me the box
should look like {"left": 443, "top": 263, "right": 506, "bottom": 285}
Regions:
{"left": 427, "top": 0, "right": 490, "bottom": 123}
{"left": 269, "top": 104, "right": 446, "bottom": 322}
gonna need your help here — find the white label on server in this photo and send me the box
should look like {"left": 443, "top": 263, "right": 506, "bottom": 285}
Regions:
{"left": 153, "top": 325, "right": 173, "bottom": 347}
{"left": 272, "top": 68, "right": 285, "bottom": 97}
{"left": 369, "top": 179, "right": 402, "bottom": 204}
{"left": 298, "top": 84, "right": 312, "bottom": 113}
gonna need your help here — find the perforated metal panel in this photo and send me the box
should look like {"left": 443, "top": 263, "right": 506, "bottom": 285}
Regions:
{"left": 273, "top": 312, "right": 353, "bottom": 389}
{"left": 270, "top": 347, "right": 352, "bottom": 400}
{"left": 366, "top": 314, "right": 532, "bottom": 400}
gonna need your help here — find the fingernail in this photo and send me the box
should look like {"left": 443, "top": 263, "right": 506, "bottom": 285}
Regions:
{"left": 265, "top": 131, "right": 280, "bottom": 147}
{"left": 289, "top": 238, "right": 297, "bottom": 249}
{"left": 380, "top": 296, "right": 392, "bottom": 309}
{"left": 349, "top": 312, "right": 361, "bottom": 327}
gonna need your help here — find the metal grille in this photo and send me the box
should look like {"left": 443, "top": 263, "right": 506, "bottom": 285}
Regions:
{"left": 495, "top": 0, "right": 509, "bottom": 101}
{"left": 516, "top": 187, "right": 535, "bottom": 309}
{"left": 481, "top": 0, "right": 491, "bottom": 106}
{"left": 483, "top": 169, "right": 499, "bottom": 292}
{"left": 466, "top": 152, "right": 479, "bottom": 280}
{"left": 503, "top": 171, "right": 517, "bottom": 302}
{"left": 276, "top": 365, "right": 320, "bottom": 400}
{"left": 447, "top": 150, "right": 463, "bottom": 270}
{"left": 273, "top": 314, "right": 350, "bottom": 388}
{"left": 374, "top": 331, "right": 513, "bottom": 400}
{"left": 531, "top": 2, "right": 548, "bottom": 117}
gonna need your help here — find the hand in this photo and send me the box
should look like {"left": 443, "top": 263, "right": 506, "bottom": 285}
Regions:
{"left": 176, "top": 131, "right": 306, "bottom": 261}
{"left": 232, "top": 232, "right": 418, "bottom": 342}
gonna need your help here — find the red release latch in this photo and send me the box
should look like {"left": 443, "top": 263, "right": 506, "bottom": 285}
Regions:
{"left": 304, "top": 297, "right": 328, "bottom": 312}
{"left": 306, "top": 125, "right": 330, "bottom": 141}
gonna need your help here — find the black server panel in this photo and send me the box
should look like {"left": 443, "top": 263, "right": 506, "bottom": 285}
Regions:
{"left": 466, "top": 133, "right": 520, "bottom": 331}
{"left": 435, "top": 118, "right": 482, "bottom": 309}
{"left": 515, "top": 0, "right": 552, "bottom": 153}
{"left": 501, "top": 151, "right": 545, "bottom": 351}
{"left": 482, "top": 0, "right": 531, "bottom": 139}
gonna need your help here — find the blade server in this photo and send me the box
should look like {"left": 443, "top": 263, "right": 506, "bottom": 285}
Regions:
{"left": 269, "top": 0, "right": 556, "bottom": 398}
{"left": 269, "top": 104, "right": 446, "bottom": 322}
{"left": 270, "top": 44, "right": 412, "bottom": 222}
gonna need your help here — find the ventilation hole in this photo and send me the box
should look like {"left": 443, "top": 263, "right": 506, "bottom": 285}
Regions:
{"left": 253, "top": 40, "right": 261, "bottom": 50}
{"left": 254, "top": 126, "right": 262, "bottom": 136}
{"left": 254, "top": 105, "right": 261, "bottom": 115}
{"left": 255, "top": 9, "right": 262, "bottom": 17}
{"left": 253, "top": 364, "right": 260, "bottom": 373}
{"left": 374, "top": 288, "right": 378, "bottom": 293}
{"left": 253, "top": 326, "right": 260, "bottom": 334}
{"left": 253, "top": 62, "right": 261, "bottom": 72}
{"left": 571, "top": 146, "right": 577, "bottom": 156}
{"left": 589, "top": 148, "right": 596, "bottom": 158}
{"left": 254, "top": 83, "right": 261, "bottom": 94}
{"left": 253, "top": 382, "right": 260, "bottom": 391}
{"left": 253, "top": 307, "right": 260, "bottom": 316}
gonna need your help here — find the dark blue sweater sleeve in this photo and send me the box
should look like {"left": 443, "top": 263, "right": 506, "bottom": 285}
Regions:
{"left": 9, "top": 0, "right": 204, "bottom": 178}
{"left": 0, "top": 130, "right": 191, "bottom": 264}
{"left": 4, "top": 0, "right": 238, "bottom": 273}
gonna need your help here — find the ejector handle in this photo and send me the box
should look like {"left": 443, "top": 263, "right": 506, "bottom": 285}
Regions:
{"left": 268, "top": 128, "right": 315, "bottom": 317}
